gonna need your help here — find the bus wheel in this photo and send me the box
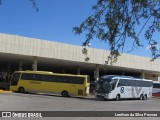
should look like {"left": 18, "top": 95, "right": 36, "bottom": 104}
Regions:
{"left": 143, "top": 94, "right": 147, "bottom": 100}
{"left": 139, "top": 94, "right": 143, "bottom": 100}
{"left": 18, "top": 87, "right": 25, "bottom": 93}
{"left": 61, "top": 91, "right": 68, "bottom": 97}
{"left": 116, "top": 94, "right": 120, "bottom": 101}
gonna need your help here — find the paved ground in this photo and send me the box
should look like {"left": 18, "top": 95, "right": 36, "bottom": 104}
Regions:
{"left": 0, "top": 92, "right": 160, "bottom": 120}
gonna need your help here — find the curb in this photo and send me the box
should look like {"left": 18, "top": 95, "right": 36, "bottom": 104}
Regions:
{"left": 152, "top": 96, "right": 160, "bottom": 99}
{"left": 0, "top": 90, "right": 12, "bottom": 93}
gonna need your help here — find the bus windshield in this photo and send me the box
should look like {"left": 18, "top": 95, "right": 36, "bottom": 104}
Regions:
{"left": 96, "top": 77, "right": 118, "bottom": 93}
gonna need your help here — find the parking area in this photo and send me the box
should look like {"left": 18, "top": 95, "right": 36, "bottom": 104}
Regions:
{"left": 0, "top": 92, "right": 160, "bottom": 111}
{"left": 1, "top": 92, "right": 160, "bottom": 120}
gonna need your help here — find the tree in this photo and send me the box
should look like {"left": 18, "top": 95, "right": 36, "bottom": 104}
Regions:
{"left": 28, "top": 0, "right": 39, "bottom": 12}
{"left": 73, "top": 0, "right": 160, "bottom": 63}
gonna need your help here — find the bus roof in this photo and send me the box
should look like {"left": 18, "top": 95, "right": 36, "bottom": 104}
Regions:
{"left": 153, "top": 81, "right": 160, "bottom": 83}
{"left": 99, "top": 75, "right": 152, "bottom": 82}
{"left": 15, "top": 70, "right": 53, "bottom": 74}
{"left": 13, "top": 71, "right": 88, "bottom": 77}
{"left": 99, "top": 75, "right": 134, "bottom": 79}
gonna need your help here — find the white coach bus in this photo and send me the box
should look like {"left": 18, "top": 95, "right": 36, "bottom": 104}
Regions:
{"left": 95, "top": 75, "right": 153, "bottom": 101}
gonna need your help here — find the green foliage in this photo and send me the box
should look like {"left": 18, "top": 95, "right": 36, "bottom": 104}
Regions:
{"left": 73, "top": 0, "right": 160, "bottom": 63}
{"left": 29, "top": 0, "right": 39, "bottom": 12}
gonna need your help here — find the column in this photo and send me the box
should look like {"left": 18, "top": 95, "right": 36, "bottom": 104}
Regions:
{"left": 141, "top": 70, "right": 145, "bottom": 79}
{"left": 158, "top": 76, "right": 160, "bottom": 82}
{"left": 94, "top": 64, "right": 99, "bottom": 80}
{"left": 32, "top": 56, "right": 38, "bottom": 71}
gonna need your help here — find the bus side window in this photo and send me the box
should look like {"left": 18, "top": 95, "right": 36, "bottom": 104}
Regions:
{"left": 111, "top": 79, "right": 118, "bottom": 89}
{"left": 112, "top": 83, "right": 115, "bottom": 90}
{"left": 117, "top": 79, "right": 123, "bottom": 87}
{"left": 117, "top": 83, "right": 121, "bottom": 87}
{"left": 117, "top": 82, "right": 121, "bottom": 87}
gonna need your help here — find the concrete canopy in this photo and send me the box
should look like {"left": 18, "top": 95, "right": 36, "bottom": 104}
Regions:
{"left": 0, "top": 33, "right": 160, "bottom": 80}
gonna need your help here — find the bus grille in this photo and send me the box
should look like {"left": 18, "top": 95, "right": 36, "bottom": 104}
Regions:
{"left": 78, "top": 89, "right": 83, "bottom": 95}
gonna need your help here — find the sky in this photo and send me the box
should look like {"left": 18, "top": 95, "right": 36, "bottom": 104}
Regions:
{"left": 0, "top": 0, "right": 159, "bottom": 58}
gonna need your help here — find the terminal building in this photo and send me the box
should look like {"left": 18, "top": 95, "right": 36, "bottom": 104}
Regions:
{"left": 0, "top": 33, "right": 160, "bottom": 82}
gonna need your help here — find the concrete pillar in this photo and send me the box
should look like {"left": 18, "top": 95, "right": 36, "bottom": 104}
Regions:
{"left": 32, "top": 57, "right": 38, "bottom": 71}
{"left": 94, "top": 64, "right": 99, "bottom": 80}
{"left": 141, "top": 70, "right": 145, "bottom": 79}
{"left": 77, "top": 67, "right": 80, "bottom": 75}
{"left": 158, "top": 76, "right": 160, "bottom": 82}
{"left": 19, "top": 60, "right": 23, "bottom": 71}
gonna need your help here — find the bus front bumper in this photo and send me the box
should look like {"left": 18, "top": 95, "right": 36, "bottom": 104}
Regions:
{"left": 96, "top": 93, "right": 110, "bottom": 99}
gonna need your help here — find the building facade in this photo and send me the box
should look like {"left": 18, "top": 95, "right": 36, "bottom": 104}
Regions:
{"left": 0, "top": 33, "right": 160, "bottom": 81}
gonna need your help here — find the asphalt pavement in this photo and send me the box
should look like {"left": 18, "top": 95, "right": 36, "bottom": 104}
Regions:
{"left": 0, "top": 92, "right": 160, "bottom": 120}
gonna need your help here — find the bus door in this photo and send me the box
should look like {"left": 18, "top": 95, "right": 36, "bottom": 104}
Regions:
{"left": 11, "top": 73, "right": 21, "bottom": 86}
{"left": 117, "top": 79, "right": 126, "bottom": 98}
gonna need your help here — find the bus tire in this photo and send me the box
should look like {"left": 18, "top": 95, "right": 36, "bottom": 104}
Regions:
{"left": 116, "top": 94, "right": 120, "bottom": 101}
{"left": 61, "top": 91, "right": 68, "bottom": 97}
{"left": 18, "top": 87, "right": 25, "bottom": 93}
{"left": 140, "top": 94, "right": 143, "bottom": 100}
{"left": 143, "top": 94, "right": 147, "bottom": 100}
